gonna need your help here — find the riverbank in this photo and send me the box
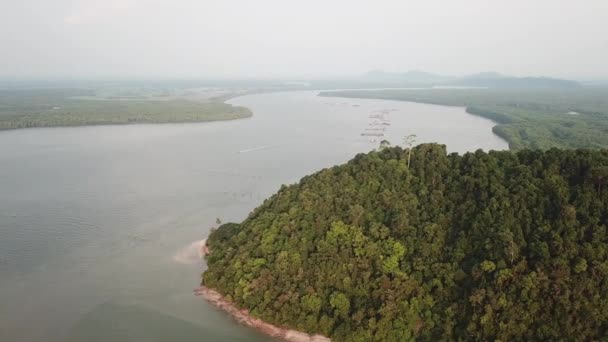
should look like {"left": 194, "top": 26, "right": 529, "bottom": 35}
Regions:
{"left": 318, "top": 89, "right": 513, "bottom": 148}
{"left": 197, "top": 240, "right": 330, "bottom": 342}
{"left": 318, "top": 87, "right": 608, "bottom": 150}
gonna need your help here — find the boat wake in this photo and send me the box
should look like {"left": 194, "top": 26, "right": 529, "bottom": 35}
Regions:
{"left": 237, "top": 145, "right": 276, "bottom": 154}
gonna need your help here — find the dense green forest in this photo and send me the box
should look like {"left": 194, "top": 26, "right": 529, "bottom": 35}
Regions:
{"left": 320, "top": 87, "right": 608, "bottom": 150}
{"left": 0, "top": 88, "right": 251, "bottom": 130}
{"left": 204, "top": 144, "right": 608, "bottom": 341}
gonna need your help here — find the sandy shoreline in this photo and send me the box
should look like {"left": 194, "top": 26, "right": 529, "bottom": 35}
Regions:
{"left": 196, "top": 240, "right": 331, "bottom": 342}
{"left": 195, "top": 286, "right": 330, "bottom": 342}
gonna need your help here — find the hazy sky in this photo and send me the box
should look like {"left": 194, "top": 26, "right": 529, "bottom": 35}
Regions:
{"left": 1, "top": 0, "right": 607, "bottom": 80}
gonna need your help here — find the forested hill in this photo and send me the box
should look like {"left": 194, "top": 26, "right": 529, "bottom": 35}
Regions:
{"left": 203, "top": 144, "right": 608, "bottom": 341}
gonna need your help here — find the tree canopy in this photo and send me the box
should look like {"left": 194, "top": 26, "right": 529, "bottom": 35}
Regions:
{"left": 203, "top": 144, "right": 608, "bottom": 341}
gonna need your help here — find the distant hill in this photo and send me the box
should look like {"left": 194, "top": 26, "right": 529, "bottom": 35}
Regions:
{"left": 362, "top": 70, "right": 452, "bottom": 85}
{"left": 460, "top": 71, "right": 506, "bottom": 80}
{"left": 359, "top": 70, "right": 580, "bottom": 88}
{"left": 453, "top": 72, "right": 580, "bottom": 88}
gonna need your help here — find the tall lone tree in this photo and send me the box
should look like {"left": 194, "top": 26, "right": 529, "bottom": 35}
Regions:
{"left": 403, "top": 134, "right": 417, "bottom": 168}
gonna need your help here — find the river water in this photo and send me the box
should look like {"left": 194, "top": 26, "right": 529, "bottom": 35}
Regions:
{"left": 0, "top": 91, "right": 507, "bottom": 341}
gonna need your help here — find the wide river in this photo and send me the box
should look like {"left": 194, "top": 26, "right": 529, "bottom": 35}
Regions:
{"left": 0, "top": 91, "right": 507, "bottom": 341}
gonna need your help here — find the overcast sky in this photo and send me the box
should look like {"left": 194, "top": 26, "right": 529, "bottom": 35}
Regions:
{"left": 1, "top": 0, "right": 607, "bottom": 80}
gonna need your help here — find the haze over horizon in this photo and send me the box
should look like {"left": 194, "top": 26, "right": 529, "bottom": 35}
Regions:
{"left": 1, "top": 0, "right": 607, "bottom": 80}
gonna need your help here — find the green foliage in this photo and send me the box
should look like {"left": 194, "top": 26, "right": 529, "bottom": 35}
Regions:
{"left": 320, "top": 87, "right": 608, "bottom": 150}
{"left": 204, "top": 144, "right": 608, "bottom": 341}
{"left": 330, "top": 292, "right": 351, "bottom": 318}
{"left": 301, "top": 294, "right": 323, "bottom": 314}
{"left": 381, "top": 240, "right": 405, "bottom": 275}
{"left": 480, "top": 260, "right": 496, "bottom": 273}
{"left": 574, "top": 258, "right": 588, "bottom": 273}
{"left": 378, "top": 139, "right": 391, "bottom": 151}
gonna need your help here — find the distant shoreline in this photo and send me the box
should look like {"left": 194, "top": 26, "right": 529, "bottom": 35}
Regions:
{"left": 0, "top": 110, "right": 252, "bottom": 133}
{"left": 318, "top": 87, "right": 608, "bottom": 150}
{"left": 0, "top": 89, "right": 255, "bottom": 133}
{"left": 318, "top": 89, "right": 512, "bottom": 149}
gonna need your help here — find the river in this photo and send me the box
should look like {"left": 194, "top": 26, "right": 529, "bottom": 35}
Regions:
{"left": 0, "top": 91, "right": 507, "bottom": 341}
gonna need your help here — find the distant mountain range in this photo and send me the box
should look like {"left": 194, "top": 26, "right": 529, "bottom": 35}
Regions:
{"left": 362, "top": 70, "right": 580, "bottom": 88}
{"left": 363, "top": 70, "right": 451, "bottom": 85}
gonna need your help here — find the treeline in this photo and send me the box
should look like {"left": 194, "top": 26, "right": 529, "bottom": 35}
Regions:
{"left": 204, "top": 144, "right": 608, "bottom": 341}
{"left": 0, "top": 89, "right": 251, "bottom": 130}
{"left": 320, "top": 87, "right": 608, "bottom": 150}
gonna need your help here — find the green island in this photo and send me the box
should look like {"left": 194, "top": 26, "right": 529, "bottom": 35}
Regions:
{"left": 319, "top": 87, "right": 608, "bottom": 150}
{"left": 203, "top": 144, "right": 608, "bottom": 341}
{"left": 0, "top": 88, "right": 251, "bottom": 130}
